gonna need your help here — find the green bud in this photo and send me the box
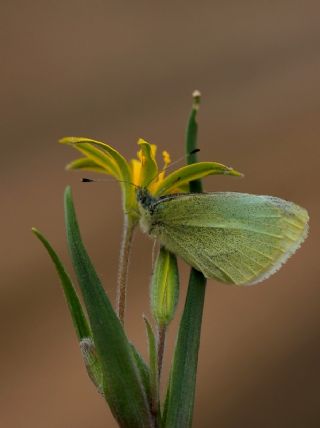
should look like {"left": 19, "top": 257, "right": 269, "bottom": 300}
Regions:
{"left": 80, "top": 338, "right": 104, "bottom": 395}
{"left": 151, "top": 247, "right": 179, "bottom": 326}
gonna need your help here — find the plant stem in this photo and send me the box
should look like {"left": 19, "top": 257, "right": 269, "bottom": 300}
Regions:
{"left": 157, "top": 324, "right": 167, "bottom": 383}
{"left": 117, "top": 214, "right": 135, "bottom": 325}
{"left": 152, "top": 324, "right": 166, "bottom": 427}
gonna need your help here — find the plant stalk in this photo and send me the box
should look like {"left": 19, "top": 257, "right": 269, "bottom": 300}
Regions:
{"left": 152, "top": 324, "right": 166, "bottom": 427}
{"left": 157, "top": 324, "right": 167, "bottom": 383}
{"left": 117, "top": 214, "right": 135, "bottom": 325}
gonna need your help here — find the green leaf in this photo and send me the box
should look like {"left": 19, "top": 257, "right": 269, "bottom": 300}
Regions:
{"left": 32, "top": 228, "right": 105, "bottom": 395}
{"left": 130, "top": 343, "right": 151, "bottom": 405}
{"left": 32, "top": 227, "right": 91, "bottom": 340}
{"left": 163, "top": 270, "right": 206, "bottom": 428}
{"left": 154, "top": 161, "right": 242, "bottom": 196}
{"left": 64, "top": 186, "right": 153, "bottom": 428}
{"left": 164, "top": 92, "right": 207, "bottom": 428}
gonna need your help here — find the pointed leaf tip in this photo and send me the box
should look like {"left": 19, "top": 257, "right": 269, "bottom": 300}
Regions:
{"left": 32, "top": 226, "right": 91, "bottom": 340}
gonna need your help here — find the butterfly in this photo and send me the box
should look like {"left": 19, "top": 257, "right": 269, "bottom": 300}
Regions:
{"left": 137, "top": 188, "right": 309, "bottom": 285}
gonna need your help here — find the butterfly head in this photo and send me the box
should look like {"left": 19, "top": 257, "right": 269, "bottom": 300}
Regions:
{"left": 136, "top": 187, "right": 158, "bottom": 211}
{"left": 136, "top": 187, "right": 159, "bottom": 234}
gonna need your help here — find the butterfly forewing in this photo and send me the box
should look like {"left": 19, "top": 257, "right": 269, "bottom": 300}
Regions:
{"left": 143, "top": 192, "right": 309, "bottom": 285}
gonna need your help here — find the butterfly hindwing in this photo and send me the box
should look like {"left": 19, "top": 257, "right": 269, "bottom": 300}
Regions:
{"left": 145, "top": 192, "right": 308, "bottom": 285}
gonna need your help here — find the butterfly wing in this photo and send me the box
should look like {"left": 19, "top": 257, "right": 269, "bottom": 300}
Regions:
{"left": 147, "top": 192, "right": 309, "bottom": 285}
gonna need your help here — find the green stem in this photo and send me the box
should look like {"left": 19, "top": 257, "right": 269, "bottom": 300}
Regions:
{"left": 157, "top": 324, "right": 167, "bottom": 385}
{"left": 153, "top": 324, "right": 166, "bottom": 428}
{"left": 144, "top": 316, "right": 160, "bottom": 426}
{"left": 117, "top": 214, "right": 135, "bottom": 325}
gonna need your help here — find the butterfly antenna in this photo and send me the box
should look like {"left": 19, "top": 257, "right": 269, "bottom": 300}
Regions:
{"left": 82, "top": 177, "right": 96, "bottom": 182}
{"left": 81, "top": 177, "right": 139, "bottom": 189}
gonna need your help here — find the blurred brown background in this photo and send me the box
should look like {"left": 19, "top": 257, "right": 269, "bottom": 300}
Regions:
{"left": 1, "top": 1, "right": 319, "bottom": 427}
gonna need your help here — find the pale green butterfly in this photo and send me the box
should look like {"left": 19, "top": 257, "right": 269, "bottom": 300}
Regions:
{"left": 137, "top": 188, "right": 309, "bottom": 285}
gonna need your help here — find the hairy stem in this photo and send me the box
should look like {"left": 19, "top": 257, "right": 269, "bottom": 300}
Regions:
{"left": 117, "top": 214, "right": 135, "bottom": 325}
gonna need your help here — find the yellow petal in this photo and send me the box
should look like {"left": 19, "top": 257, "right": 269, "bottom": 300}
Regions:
{"left": 136, "top": 139, "right": 159, "bottom": 187}
{"left": 60, "top": 137, "right": 134, "bottom": 212}
{"left": 130, "top": 159, "right": 142, "bottom": 186}
{"left": 66, "top": 157, "right": 114, "bottom": 175}
{"left": 151, "top": 149, "right": 172, "bottom": 193}
{"left": 162, "top": 150, "right": 171, "bottom": 169}
{"left": 60, "top": 137, "right": 121, "bottom": 178}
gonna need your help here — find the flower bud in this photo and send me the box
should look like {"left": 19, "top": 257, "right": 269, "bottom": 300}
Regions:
{"left": 151, "top": 247, "right": 179, "bottom": 326}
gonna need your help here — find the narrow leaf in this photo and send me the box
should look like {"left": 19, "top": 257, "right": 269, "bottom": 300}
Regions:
{"left": 64, "top": 187, "right": 153, "bottom": 427}
{"left": 32, "top": 228, "right": 105, "bottom": 394}
{"left": 164, "top": 91, "right": 207, "bottom": 428}
{"left": 163, "top": 270, "right": 206, "bottom": 428}
{"left": 32, "top": 227, "right": 91, "bottom": 340}
{"left": 130, "top": 343, "right": 151, "bottom": 405}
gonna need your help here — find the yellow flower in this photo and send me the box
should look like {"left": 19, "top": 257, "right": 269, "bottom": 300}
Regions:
{"left": 59, "top": 137, "right": 242, "bottom": 223}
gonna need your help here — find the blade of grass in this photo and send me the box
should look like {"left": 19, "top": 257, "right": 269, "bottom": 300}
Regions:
{"left": 32, "top": 227, "right": 91, "bottom": 340}
{"left": 32, "top": 228, "right": 107, "bottom": 394}
{"left": 164, "top": 91, "right": 207, "bottom": 428}
{"left": 64, "top": 186, "right": 153, "bottom": 428}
